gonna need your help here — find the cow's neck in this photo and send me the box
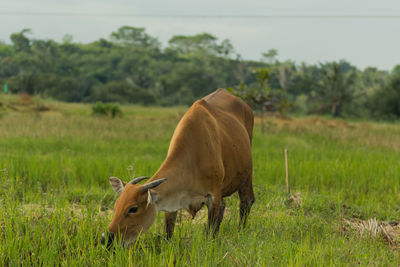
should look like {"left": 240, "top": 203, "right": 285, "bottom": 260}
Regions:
{"left": 149, "top": 153, "right": 193, "bottom": 212}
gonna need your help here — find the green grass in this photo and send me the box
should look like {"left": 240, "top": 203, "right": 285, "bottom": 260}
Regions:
{"left": 1, "top": 96, "right": 400, "bottom": 265}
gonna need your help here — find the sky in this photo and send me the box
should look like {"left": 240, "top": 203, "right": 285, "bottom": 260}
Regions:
{"left": 1, "top": 0, "right": 400, "bottom": 70}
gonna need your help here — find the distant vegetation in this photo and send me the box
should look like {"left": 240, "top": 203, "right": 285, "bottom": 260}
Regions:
{"left": 0, "top": 26, "right": 400, "bottom": 119}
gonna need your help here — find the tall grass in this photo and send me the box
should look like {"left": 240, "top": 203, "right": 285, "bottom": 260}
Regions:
{"left": 0, "top": 98, "right": 400, "bottom": 265}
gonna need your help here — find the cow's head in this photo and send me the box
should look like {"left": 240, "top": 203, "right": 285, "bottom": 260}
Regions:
{"left": 101, "top": 176, "right": 166, "bottom": 248}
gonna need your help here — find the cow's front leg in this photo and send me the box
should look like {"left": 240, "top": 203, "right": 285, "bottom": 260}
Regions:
{"left": 206, "top": 196, "right": 225, "bottom": 236}
{"left": 164, "top": 211, "right": 177, "bottom": 240}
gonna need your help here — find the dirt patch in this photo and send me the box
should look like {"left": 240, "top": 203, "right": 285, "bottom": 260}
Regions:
{"left": 286, "top": 192, "right": 302, "bottom": 208}
{"left": 342, "top": 218, "right": 400, "bottom": 249}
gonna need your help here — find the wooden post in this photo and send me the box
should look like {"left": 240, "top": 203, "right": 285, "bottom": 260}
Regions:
{"left": 285, "top": 148, "right": 290, "bottom": 195}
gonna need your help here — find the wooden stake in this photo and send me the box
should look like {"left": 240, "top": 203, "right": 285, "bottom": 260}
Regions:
{"left": 285, "top": 148, "right": 290, "bottom": 195}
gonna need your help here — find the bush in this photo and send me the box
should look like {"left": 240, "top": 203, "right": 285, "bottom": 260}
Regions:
{"left": 370, "top": 73, "right": 400, "bottom": 120}
{"left": 91, "top": 102, "right": 122, "bottom": 118}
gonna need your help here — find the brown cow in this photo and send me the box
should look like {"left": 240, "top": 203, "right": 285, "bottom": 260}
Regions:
{"left": 102, "top": 89, "right": 254, "bottom": 247}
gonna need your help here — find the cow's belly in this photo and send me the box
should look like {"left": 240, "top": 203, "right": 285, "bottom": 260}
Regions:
{"left": 158, "top": 191, "right": 211, "bottom": 213}
{"left": 221, "top": 168, "right": 252, "bottom": 197}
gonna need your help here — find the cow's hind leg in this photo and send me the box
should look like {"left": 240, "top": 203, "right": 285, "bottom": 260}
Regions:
{"left": 238, "top": 179, "right": 255, "bottom": 228}
{"left": 164, "top": 211, "right": 178, "bottom": 240}
{"left": 206, "top": 196, "right": 225, "bottom": 236}
{"left": 218, "top": 199, "right": 226, "bottom": 223}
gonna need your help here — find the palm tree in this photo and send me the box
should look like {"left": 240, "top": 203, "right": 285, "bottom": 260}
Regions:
{"left": 313, "top": 62, "right": 357, "bottom": 117}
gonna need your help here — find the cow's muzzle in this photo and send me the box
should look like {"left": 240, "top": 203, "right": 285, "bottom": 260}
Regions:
{"left": 101, "top": 232, "right": 114, "bottom": 249}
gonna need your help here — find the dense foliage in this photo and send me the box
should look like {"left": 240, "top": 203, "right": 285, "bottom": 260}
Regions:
{"left": 1, "top": 26, "right": 399, "bottom": 119}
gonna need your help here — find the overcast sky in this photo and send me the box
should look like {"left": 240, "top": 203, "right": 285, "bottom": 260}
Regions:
{"left": 1, "top": 0, "right": 400, "bottom": 70}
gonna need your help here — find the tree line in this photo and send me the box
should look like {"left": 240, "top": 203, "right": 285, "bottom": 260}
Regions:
{"left": 1, "top": 26, "right": 399, "bottom": 119}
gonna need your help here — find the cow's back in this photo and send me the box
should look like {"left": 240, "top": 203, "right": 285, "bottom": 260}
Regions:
{"left": 203, "top": 89, "right": 253, "bottom": 143}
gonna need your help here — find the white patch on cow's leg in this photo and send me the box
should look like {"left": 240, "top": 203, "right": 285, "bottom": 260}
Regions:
{"left": 109, "top": 177, "right": 124, "bottom": 195}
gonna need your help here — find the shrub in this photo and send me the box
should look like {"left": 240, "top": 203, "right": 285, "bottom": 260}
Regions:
{"left": 92, "top": 102, "right": 122, "bottom": 118}
{"left": 370, "top": 73, "right": 400, "bottom": 120}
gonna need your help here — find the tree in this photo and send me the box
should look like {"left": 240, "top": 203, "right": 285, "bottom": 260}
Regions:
{"left": 228, "top": 68, "right": 290, "bottom": 133}
{"left": 167, "top": 33, "right": 234, "bottom": 57}
{"left": 110, "top": 26, "right": 160, "bottom": 50}
{"left": 370, "top": 69, "right": 400, "bottom": 119}
{"left": 10, "top": 29, "right": 32, "bottom": 53}
{"left": 262, "top": 49, "right": 278, "bottom": 64}
{"left": 62, "top": 34, "right": 73, "bottom": 44}
{"left": 309, "top": 61, "right": 357, "bottom": 117}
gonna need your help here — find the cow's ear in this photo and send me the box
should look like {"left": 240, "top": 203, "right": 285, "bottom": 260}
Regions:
{"left": 109, "top": 177, "right": 125, "bottom": 195}
{"left": 146, "top": 190, "right": 159, "bottom": 207}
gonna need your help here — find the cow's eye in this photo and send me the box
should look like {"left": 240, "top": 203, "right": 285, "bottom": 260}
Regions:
{"left": 128, "top": 207, "right": 138, "bottom": 214}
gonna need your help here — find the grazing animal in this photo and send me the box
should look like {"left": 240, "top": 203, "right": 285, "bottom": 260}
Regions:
{"left": 102, "top": 89, "right": 254, "bottom": 247}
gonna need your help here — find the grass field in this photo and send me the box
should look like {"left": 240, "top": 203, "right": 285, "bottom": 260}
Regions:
{"left": 1, "top": 95, "right": 400, "bottom": 265}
